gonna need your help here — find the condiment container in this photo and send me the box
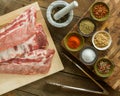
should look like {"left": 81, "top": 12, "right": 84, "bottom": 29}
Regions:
{"left": 46, "top": 1, "right": 78, "bottom": 28}
{"left": 63, "top": 32, "right": 84, "bottom": 52}
{"left": 92, "top": 30, "right": 112, "bottom": 50}
{"left": 78, "top": 18, "right": 96, "bottom": 37}
{"left": 94, "top": 58, "right": 114, "bottom": 78}
{"left": 79, "top": 46, "right": 98, "bottom": 65}
{"left": 90, "top": 2, "right": 109, "bottom": 22}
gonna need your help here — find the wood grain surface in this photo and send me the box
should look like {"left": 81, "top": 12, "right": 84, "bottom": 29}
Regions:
{"left": 62, "top": 0, "right": 120, "bottom": 92}
{"left": 0, "top": 0, "right": 120, "bottom": 96}
{"left": 91, "top": 0, "right": 120, "bottom": 91}
{"left": 102, "top": 0, "right": 120, "bottom": 91}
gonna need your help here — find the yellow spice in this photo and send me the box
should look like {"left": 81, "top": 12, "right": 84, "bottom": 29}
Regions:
{"left": 94, "top": 32, "right": 110, "bottom": 48}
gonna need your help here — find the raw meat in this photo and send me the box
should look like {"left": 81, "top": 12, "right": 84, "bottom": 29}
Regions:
{"left": 0, "top": 7, "right": 55, "bottom": 75}
{"left": 0, "top": 7, "right": 36, "bottom": 51}
{"left": 0, "top": 24, "right": 48, "bottom": 63}
{"left": 0, "top": 49, "right": 55, "bottom": 75}
{"left": 35, "top": 24, "right": 48, "bottom": 49}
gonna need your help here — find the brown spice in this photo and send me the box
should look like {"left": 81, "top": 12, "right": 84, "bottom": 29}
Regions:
{"left": 92, "top": 3, "right": 108, "bottom": 19}
{"left": 94, "top": 32, "right": 110, "bottom": 48}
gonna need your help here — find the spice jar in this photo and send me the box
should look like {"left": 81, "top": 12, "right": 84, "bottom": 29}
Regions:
{"left": 94, "top": 58, "right": 114, "bottom": 78}
{"left": 92, "top": 30, "right": 112, "bottom": 50}
{"left": 90, "top": 2, "right": 109, "bottom": 21}
{"left": 79, "top": 46, "right": 98, "bottom": 65}
{"left": 63, "top": 32, "right": 84, "bottom": 52}
{"left": 78, "top": 18, "right": 96, "bottom": 37}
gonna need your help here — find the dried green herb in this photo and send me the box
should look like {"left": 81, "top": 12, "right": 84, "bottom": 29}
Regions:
{"left": 79, "top": 19, "right": 95, "bottom": 35}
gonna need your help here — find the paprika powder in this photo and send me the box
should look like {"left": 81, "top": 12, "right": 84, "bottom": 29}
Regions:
{"left": 67, "top": 35, "right": 81, "bottom": 49}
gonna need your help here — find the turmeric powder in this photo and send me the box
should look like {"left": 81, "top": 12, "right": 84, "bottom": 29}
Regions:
{"left": 67, "top": 35, "right": 80, "bottom": 49}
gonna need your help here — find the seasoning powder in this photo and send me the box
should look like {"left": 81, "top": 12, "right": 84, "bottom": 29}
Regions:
{"left": 67, "top": 35, "right": 80, "bottom": 49}
{"left": 81, "top": 48, "right": 96, "bottom": 63}
{"left": 94, "top": 32, "right": 110, "bottom": 48}
{"left": 79, "top": 19, "right": 95, "bottom": 35}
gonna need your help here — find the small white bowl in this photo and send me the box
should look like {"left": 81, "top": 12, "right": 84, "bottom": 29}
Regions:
{"left": 92, "top": 31, "right": 112, "bottom": 50}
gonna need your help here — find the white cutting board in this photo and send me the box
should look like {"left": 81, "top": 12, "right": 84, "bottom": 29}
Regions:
{"left": 0, "top": 2, "right": 64, "bottom": 95}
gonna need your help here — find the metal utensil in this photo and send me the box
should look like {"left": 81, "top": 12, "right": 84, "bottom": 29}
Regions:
{"left": 61, "top": 52, "right": 109, "bottom": 95}
{"left": 47, "top": 82, "right": 105, "bottom": 94}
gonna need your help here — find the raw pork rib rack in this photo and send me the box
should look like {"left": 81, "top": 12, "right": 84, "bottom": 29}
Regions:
{"left": 0, "top": 7, "right": 55, "bottom": 75}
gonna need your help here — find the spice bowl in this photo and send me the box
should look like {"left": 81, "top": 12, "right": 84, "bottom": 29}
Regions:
{"left": 63, "top": 32, "right": 84, "bottom": 52}
{"left": 79, "top": 46, "right": 98, "bottom": 65}
{"left": 92, "top": 30, "right": 112, "bottom": 50}
{"left": 94, "top": 58, "right": 114, "bottom": 78}
{"left": 90, "top": 2, "right": 110, "bottom": 22}
{"left": 78, "top": 18, "right": 96, "bottom": 37}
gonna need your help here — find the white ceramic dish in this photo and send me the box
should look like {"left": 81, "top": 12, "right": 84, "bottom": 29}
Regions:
{"left": 92, "top": 30, "right": 112, "bottom": 50}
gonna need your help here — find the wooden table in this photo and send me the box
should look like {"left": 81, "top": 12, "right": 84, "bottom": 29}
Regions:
{"left": 0, "top": 0, "right": 120, "bottom": 96}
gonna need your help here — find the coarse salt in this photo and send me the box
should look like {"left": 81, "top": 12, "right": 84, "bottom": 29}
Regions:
{"left": 81, "top": 48, "right": 96, "bottom": 63}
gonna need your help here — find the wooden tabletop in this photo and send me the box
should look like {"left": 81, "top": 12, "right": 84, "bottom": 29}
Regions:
{"left": 0, "top": 0, "right": 120, "bottom": 96}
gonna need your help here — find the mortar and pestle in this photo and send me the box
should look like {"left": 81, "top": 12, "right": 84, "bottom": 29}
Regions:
{"left": 46, "top": 1, "right": 78, "bottom": 28}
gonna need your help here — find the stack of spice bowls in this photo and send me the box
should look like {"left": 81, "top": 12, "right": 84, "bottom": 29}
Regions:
{"left": 62, "top": 1, "right": 114, "bottom": 78}
{"left": 77, "top": 17, "right": 97, "bottom": 66}
{"left": 89, "top": 2, "right": 111, "bottom": 51}
{"left": 89, "top": 2, "right": 114, "bottom": 77}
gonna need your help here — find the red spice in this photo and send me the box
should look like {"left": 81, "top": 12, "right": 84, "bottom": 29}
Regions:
{"left": 67, "top": 36, "right": 80, "bottom": 49}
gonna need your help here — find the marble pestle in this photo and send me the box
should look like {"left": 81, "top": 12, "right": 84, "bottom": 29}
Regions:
{"left": 53, "top": 1, "right": 78, "bottom": 21}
